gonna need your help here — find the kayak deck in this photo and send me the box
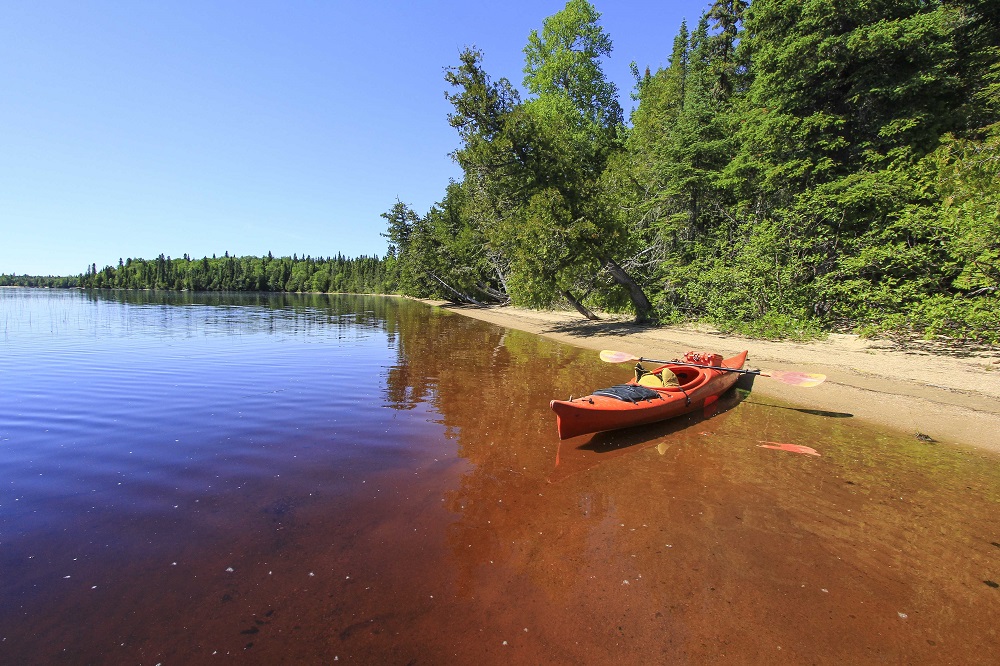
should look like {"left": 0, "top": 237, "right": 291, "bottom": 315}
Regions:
{"left": 549, "top": 351, "right": 748, "bottom": 440}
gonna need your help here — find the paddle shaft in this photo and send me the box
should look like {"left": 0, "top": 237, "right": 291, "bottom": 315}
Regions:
{"left": 601, "top": 349, "right": 823, "bottom": 386}
{"left": 637, "top": 357, "right": 763, "bottom": 377}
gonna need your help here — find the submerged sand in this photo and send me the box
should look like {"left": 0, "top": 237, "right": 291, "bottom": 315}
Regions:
{"left": 424, "top": 301, "right": 1000, "bottom": 454}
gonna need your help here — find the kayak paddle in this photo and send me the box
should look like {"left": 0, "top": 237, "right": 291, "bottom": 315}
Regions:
{"left": 599, "top": 349, "right": 826, "bottom": 388}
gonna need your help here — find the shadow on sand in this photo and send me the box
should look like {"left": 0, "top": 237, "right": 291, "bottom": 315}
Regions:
{"left": 743, "top": 402, "right": 854, "bottom": 419}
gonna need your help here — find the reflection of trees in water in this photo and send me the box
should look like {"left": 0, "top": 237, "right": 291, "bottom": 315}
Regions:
{"left": 384, "top": 301, "right": 640, "bottom": 595}
{"left": 67, "top": 290, "right": 412, "bottom": 341}
{"left": 384, "top": 303, "right": 604, "bottom": 464}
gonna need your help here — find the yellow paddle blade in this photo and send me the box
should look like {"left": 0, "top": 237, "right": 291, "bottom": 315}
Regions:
{"left": 599, "top": 349, "right": 640, "bottom": 364}
{"left": 762, "top": 370, "right": 826, "bottom": 387}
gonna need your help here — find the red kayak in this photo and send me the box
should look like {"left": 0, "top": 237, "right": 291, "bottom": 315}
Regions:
{"left": 549, "top": 351, "right": 749, "bottom": 440}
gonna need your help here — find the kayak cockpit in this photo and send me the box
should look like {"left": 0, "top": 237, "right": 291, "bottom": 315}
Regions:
{"left": 634, "top": 365, "right": 707, "bottom": 392}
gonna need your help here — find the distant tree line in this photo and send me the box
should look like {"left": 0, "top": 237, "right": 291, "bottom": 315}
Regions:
{"left": 0, "top": 274, "right": 80, "bottom": 288}
{"left": 381, "top": 0, "right": 1000, "bottom": 341}
{"left": 77, "top": 252, "right": 388, "bottom": 294}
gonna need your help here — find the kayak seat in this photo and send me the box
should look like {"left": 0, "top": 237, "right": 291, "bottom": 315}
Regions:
{"left": 637, "top": 368, "right": 681, "bottom": 388}
{"left": 658, "top": 368, "right": 707, "bottom": 393}
{"left": 660, "top": 369, "right": 680, "bottom": 387}
{"left": 637, "top": 374, "right": 663, "bottom": 387}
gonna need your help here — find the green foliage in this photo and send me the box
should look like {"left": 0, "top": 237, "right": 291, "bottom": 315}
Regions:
{"left": 383, "top": 0, "right": 1000, "bottom": 341}
{"left": 0, "top": 274, "right": 80, "bottom": 287}
{"left": 693, "top": 0, "right": 999, "bottom": 340}
{"left": 380, "top": 200, "right": 426, "bottom": 295}
{"left": 902, "top": 295, "right": 1000, "bottom": 343}
{"left": 931, "top": 125, "right": 1000, "bottom": 292}
{"left": 437, "top": 2, "right": 654, "bottom": 319}
{"left": 523, "top": 0, "right": 622, "bottom": 129}
{"left": 78, "top": 253, "right": 387, "bottom": 294}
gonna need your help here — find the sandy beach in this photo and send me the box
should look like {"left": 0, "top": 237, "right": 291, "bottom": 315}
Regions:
{"left": 425, "top": 301, "right": 1000, "bottom": 454}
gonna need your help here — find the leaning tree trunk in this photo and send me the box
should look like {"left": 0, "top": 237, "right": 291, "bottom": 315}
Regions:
{"left": 560, "top": 289, "right": 601, "bottom": 321}
{"left": 597, "top": 255, "right": 653, "bottom": 323}
{"left": 428, "top": 272, "right": 485, "bottom": 306}
{"left": 476, "top": 281, "right": 510, "bottom": 304}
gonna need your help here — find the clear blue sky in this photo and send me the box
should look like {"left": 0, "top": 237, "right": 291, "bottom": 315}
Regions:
{"left": 1, "top": 1, "right": 699, "bottom": 276}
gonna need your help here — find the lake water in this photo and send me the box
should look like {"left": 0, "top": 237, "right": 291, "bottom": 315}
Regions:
{"left": 2, "top": 288, "right": 999, "bottom": 664}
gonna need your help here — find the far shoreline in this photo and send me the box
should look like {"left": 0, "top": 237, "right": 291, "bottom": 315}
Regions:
{"left": 420, "top": 299, "right": 1000, "bottom": 455}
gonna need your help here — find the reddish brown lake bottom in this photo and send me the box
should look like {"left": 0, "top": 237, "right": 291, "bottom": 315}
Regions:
{"left": 5, "top": 392, "right": 999, "bottom": 665}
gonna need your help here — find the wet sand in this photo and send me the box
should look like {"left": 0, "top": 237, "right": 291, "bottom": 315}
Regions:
{"left": 424, "top": 301, "right": 1000, "bottom": 454}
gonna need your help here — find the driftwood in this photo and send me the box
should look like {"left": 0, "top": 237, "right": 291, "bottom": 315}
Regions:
{"left": 476, "top": 281, "right": 510, "bottom": 304}
{"left": 428, "top": 272, "right": 485, "bottom": 306}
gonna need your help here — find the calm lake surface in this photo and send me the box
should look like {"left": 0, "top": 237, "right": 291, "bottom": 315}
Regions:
{"left": 1, "top": 288, "right": 999, "bottom": 664}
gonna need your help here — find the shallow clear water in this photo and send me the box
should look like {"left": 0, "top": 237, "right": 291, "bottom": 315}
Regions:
{"left": 2, "top": 289, "right": 999, "bottom": 664}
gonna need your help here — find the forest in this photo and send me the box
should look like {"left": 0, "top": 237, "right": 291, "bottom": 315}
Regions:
{"left": 0, "top": 274, "right": 80, "bottom": 288}
{"left": 383, "top": 0, "right": 1000, "bottom": 341}
{"left": 2, "top": 253, "right": 388, "bottom": 294}
{"left": 70, "top": 253, "right": 387, "bottom": 294}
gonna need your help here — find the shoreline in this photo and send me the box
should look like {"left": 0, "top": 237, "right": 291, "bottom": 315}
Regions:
{"left": 423, "top": 300, "right": 1000, "bottom": 455}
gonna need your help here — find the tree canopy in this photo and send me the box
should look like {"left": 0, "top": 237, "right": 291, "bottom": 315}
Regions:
{"left": 383, "top": 0, "right": 999, "bottom": 341}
